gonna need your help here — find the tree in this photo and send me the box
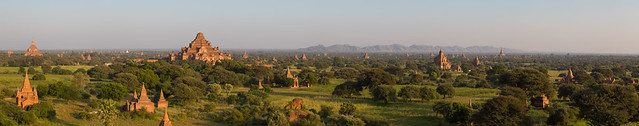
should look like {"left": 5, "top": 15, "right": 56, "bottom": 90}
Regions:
{"left": 499, "top": 68, "right": 556, "bottom": 97}
{"left": 332, "top": 81, "right": 363, "bottom": 98}
{"left": 41, "top": 64, "right": 51, "bottom": 74}
{"left": 371, "top": 85, "right": 397, "bottom": 104}
{"left": 171, "top": 83, "right": 199, "bottom": 105}
{"left": 409, "top": 73, "right": 424, "bottom": 84}
{"left": 206, "top": 67, "right": 240, "bottom": 85}
{"left": 113, "top": 73, "right": 140, "bottom": 92}
{"left": 97, "top": 83, "right": 127, "bottom": 100}
{"left": 339, "top": 103, "right": 357, "bottom": 115}
{"left": 18, "top": 66, "right": 25, "bottom": 74}
{"left": 207, "top": 84, "right": 223, "bottom": 94}
{"left": 437, "top": 84, "right": 455, "bottom": 99}
{"left": 472, "top": 96, "right": 528, "bottom": 126}
{"left": 573, "top": 70, "right": 595, "bottom": 85}
{"left": 546, "top": 104, "right": 579, "bottom": 125}
{"left": 398, "top": 86, "right": 419, "bottom": 102}
{"left": 357, "top": 69, "right": 396, "bottom": 88}
{"left": 557, "top": 84, "right": 583, "bottom": 100}
{"left": 499, "top": 86, "right": 527, "bottom": 102}
{"left": 96, "top": 99, "right": 118, "bottom": 126}
{"left": 32, "top": 73, "right": 46, "bottom": 80}
{"left": 72, "top": 72, "right": 90, "bottom": 88}
{"left": 419, "top": 87, "right": 439, "bottom": 102}
{"left": 131, "top": 69, "right": 161, "bottom": 89}
{"left": 571, "top": 84, "right": 639, "bottom": 125}
{"left": 335, "top": 67, "right": 360, "bottom": 79}
{"left": 87, "top": 65, "right": 113, "bottom": 80}
{"left": 432, "top": 102, "right": 473, "bottom": 125}
{"left": 306, "top": 73, "right": 318, "bottom": 85}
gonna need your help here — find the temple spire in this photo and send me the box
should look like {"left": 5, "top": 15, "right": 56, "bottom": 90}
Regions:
{"left": 32, "top": 37, "right": 35, "bottom": 45}
{"left": 159, "top": 108, "right": 173, "bottom": 126}
{"left": 139, "top": 83, "right": 150, "bottom": 101}
{"left": 159, "top": 89, "right": 166, "bottom": 101}
{"left": 22, "top": 71, "right": 32, "bottom": 92}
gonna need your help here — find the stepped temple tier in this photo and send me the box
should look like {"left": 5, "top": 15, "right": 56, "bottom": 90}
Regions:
{"left": 25, "top": 39, "right": 43, "bottom": 56}
{"left": 169, "top": 32, "right": 232, "bottom": 63}
{"left": 16, "top": 72, "right": 38, "bottom": 110}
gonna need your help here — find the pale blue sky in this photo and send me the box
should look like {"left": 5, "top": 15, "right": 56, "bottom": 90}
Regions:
{"left": 1, "top": 0, "right": 638, "bottom": 54}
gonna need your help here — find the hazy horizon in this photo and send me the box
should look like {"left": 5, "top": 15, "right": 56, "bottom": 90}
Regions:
{"left": 2, "top": 0, "right": 639, "bottom": 54}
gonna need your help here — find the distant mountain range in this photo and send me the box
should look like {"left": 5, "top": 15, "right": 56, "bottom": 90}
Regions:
{"left": 298, "top": 44, "right": 520, "bottom": 53}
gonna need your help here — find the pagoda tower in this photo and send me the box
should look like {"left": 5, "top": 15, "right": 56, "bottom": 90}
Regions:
{"left": 24, "top": 39, "right": 43, "bottom": 56}
{"left": 301, "top": 53, "right": 308, "bottom": 60}
{"left": 16, "top": 71, "right": 38, "bottom": 110}
{"left": 364, "top": 52, "right": 370, "bottom": 59}
{"left": 561, "top": 68, "right": 575, "bottom": 84}
{"left": 242, "top": 51, "right": 248, "bottom": 59}
{"left": 286, "top": 68, "right": 299, "bottom": 88}
{"left": 499, "top": 48, "right": 506, "bottom": 57}
{"left": 157, "top": 89, "right": 168, "bottom": 108}
{"left": 7, "top": 49, "right": 12, "bottom": 57}
{"left": 473, "top": 57, "right": 483, "bottom": 66}
{"left": 126, "top": 84, "right": 156, "bottom": 113}
{"left": 159, "top": 108, "right": 173, "bottom": 126}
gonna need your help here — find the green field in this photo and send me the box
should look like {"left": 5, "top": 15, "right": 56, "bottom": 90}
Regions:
{"left": 0, "top": 72, "right": 507, "bottom": 125}
{"left": 0, "top": 65, "right": 94, "bottom": 74}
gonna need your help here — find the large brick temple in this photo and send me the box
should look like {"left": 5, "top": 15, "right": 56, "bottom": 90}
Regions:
{"left": 24, "top": 39, "right": 43, "bottom": 56}
{"left": 169, "top": 32, "right": 231, "bottom": 63}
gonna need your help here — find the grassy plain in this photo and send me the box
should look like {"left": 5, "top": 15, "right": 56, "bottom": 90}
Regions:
{"left": 0, "top": 66, "right": 533, "bottom": 125}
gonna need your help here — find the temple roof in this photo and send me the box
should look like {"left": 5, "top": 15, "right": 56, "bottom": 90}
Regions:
{"left": 138, "top": 84, "right": 151, "bottom": 101}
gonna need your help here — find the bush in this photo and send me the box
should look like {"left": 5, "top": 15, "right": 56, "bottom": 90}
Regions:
{"left": 38, "top": 82, "right": 84, "bottom": 101}
{"left": 207, "top": 84, "right": 222, "bottom": 94}
{"left": 398, "top": 86, "right": 419, "bottom": 102}
{"left": 227, "top": 95, "right": 239, "bottom": 104}
{"left": 29, "top": 102, "right": 56, "bottom": 120}
{"left": 207, "top": 93, "right": 218, "bottom": 102}
{"left": 203, "top": 104, "right": 216, "bottom": 112}
{"left": 32, "top": 73, "right": 46, "bottom": 80}
{"left": 325, "top": 115, "right": 365, "bottom": 126}
{"left": 339, "top": 103, "right": 357, "bottom": 115}
{"left": 359, "top": 115, "right": 390, "bottom": 126}
{"left": 419, "top": 87, "right": 439, "bottom": 102}
{"left": 371, "top": 85, "right": 397, "bottom": 104}
{"left": 52, "top": 66, "right": 73, "bottom": 75}
{"left": 319, "top": 105, "right": 336, "bottom": 118}
{"left": 291, "top": 113, "right": 325, "bottom": 126}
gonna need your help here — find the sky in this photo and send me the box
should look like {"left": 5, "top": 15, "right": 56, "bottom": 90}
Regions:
{"left": 1, "top": 0, "right": 638, "bottom": 54}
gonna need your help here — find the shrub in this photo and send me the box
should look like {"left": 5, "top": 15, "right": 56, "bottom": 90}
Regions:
{"left": 359, "top": 115, "right": 390, "bottom": 126}
{"left": 319, "top": 105, "right": 336, "bottom": 118}
{"left": 332, "top": 81, "right": 363, "bottom": 98}
{"left": 325, "top": 115, "right": 365, "bottom": 126}
{"left": 203, "top": 104, "right": 216, "bottom": 112}
{"left": 291, "top": 113, "right": 325, "bottom": 126}
{"left": 207, "top": 93, "right": 218, "bottom": 102}
{"left": 339, "top": 103, "right": 357, "bottom": 115}
{"left": 29, "top": 102, "right": 56, "bottom": 120}
{"left": 227, "top": 95, "right": 239, "bottom": 104}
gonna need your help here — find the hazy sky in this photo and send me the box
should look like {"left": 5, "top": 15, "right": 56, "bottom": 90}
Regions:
{"left": 1, "top": 0, "right": 638, "bottom": 54}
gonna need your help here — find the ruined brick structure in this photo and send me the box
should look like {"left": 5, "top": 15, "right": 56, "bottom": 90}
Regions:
{"left": 16, "top": 72, "right": 38, "bottom": 110}
{"left": 433, "top": 49, "right": 452, "bottom": 69}
{"left": 169, "top": 32, "right": 231, "bottom": 63}
{"left": 24, "top": 39, "right": 43, "bottom": 56}
{"left": 531, "top": 94, "right": 550, "bottom": 108}
{"left": 560, "top": 68, "right": 575, "bottom": 84}
{"left": 286, "top": 68, "right": 299, "bottom": 88}
{"left": 126, "top": 84, "right": 155, "bottom": 113}
{"left": 473, "top": 57, "right": 483, "bottom": 66}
